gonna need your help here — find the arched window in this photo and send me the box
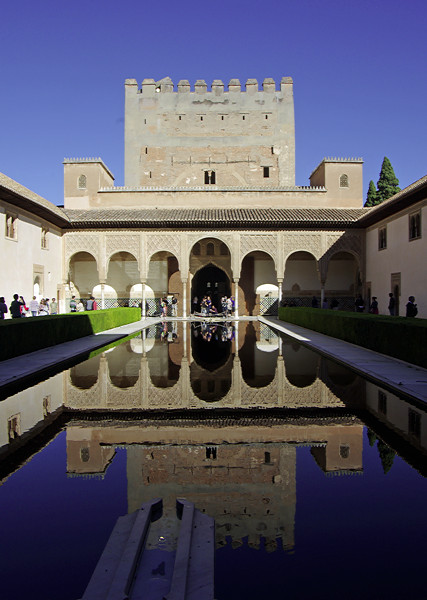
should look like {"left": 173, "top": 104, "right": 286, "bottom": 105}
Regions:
{"left": 206, "top": 242, "right": 215, "bottom": 256}
{"left": 78, "top": 174, "right": 87, "bottom": 189}
{"left": 193, "top": 243, "right": 201, "bottom": 256}
{"left": 340, "top": 174, "right": 349, "bottom": 188}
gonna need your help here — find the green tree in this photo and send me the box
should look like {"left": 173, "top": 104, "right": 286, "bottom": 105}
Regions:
{"left": 377, "top": 439, "right": 396, "bottom": 474}
{"left": 377, "top": 156, "right": 400, "bottom": 203}
{"left": 365, "top": 180, "right": 379, "bottom": 207}
{"left": 367, "top": 428, "right": 377, "bottom": 447}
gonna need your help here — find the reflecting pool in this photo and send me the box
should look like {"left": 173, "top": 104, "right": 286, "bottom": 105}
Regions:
{"left": 0, "top": 321, "right": 426, "bottom": 600}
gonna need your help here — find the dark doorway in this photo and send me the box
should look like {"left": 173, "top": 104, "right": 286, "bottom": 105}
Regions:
{"left": 191, "top": 264, "right": 231, "bottom": 312}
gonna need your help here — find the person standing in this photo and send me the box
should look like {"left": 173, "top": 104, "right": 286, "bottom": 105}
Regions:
{"left": 369, "top": 297, "right": 379, "bottom": 314}
{"left": 171, "top": 294, "right": 178, "bottom": 317}
{"left": 0, "top": 297, "right": 7, "bottom": 319}
{"left": 70, "top": 296, "right": 77, "bottom": 312}
{"left": 50, "top": 298, "right": 58, "bottom": 315}
{"left": 355, "top": 295, "right": 365, "bottom": 313}
{"left": 9, "top": 294, "right": 22, "bottom": 319}
{"left": 29, "top": 296, "right": 39, "bottom": 317}
{"left": 406, "top": 296, "right": 418, "bottom": 318}
{"left": 388, "top": 292, "right": 396, "bottom": 316}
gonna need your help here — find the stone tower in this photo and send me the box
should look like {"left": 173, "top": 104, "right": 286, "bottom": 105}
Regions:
{"left": 124, "top": 77, "right": 295, "bottom": 188}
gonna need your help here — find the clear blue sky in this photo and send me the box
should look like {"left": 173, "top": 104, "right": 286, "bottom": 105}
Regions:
{"left": 1, "top": 0, "right": 426, "bottom": 205}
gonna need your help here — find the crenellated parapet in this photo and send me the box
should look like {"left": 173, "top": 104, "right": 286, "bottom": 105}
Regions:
{"left": 125, "top": 76, "right": 293, "bottom": 95}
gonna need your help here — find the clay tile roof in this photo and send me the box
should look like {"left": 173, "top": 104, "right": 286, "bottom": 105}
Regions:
{"left": 63, "top": 207, "right": 368, "bottom": 229}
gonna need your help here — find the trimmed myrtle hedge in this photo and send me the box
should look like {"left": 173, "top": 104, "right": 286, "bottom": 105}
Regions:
{"left": 278, "top": 307, "right": 427, "bottom": 369}
{"left": 0, "top": 308, "right": 141, "bottom": 362}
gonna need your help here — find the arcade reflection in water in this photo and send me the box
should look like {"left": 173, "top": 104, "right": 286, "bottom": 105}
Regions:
{"left": 1, "top": 321, "right": 427, "bottom": 560}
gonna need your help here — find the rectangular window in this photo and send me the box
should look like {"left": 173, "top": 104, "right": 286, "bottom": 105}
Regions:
{"left": 204, "top": 171, "right": 216, "bottom": 185}
{"left": 378, "top": 390, "right": 387, "bottom": 415}
{"left": 263, "top": 166, "right": 270, "bottom": 178}
{"left": 408, "top": 409, "right": 421, "bottom": 439}
{"left": 378, "top": 227, "right": 387, "bottom": 250}
{"left": 5, "top": 214, "right": 17, "bottom": 240}
{"left": 409, "top": 211, "right": 421, "bottom": 240}
{"left": 8, "top": 414, "right": 21, "bottom": 441}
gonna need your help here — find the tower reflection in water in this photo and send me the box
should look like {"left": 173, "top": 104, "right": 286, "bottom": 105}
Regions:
{"left": 2, "top": 320, "right": 427, "bottom": 600}
{"left": 66, "top": 321, "right": 364, "bottom": 555}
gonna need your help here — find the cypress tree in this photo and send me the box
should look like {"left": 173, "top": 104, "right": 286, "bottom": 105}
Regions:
{"left": 365, "top": 180, "right": 379, "bottom": 207}
{"left": 377, "top": 156, "right": 400, "bottom": 203}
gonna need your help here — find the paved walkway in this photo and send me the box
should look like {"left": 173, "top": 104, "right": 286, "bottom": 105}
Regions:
{"left": 260, "top": 316, "right": 427, "bottom": 404}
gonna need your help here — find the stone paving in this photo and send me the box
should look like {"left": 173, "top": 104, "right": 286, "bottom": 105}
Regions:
{"left": 260, "top": 316, "right": 427, "bottom": 404}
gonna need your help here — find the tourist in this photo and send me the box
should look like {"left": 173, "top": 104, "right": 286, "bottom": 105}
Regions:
{"left": 45, "top": 298, "right": 50, "bottom": 312}
{"left": 311, "top": 296, "right": 318, "bottom": 308}
{"left": 70, "top": 296, "right": 77, "bottom": 312}
{"left": 19, "top": 296, "right": 29, "bottom": 317}
{"left": 226, "top": 297, "right": 233, "bottom": 316}
{"left": 9, "top": 294, "right": 22, "bottom": 319}
{"left": 0, "top": 297, "right": 7, "bottom": 319}
{"left": 39, "top": 299, "right": 49, "bottom": 315}
{"left": 192, "top": 296, "right": 198, "bottom": 314}
{"left": 86, "top": 296, "right": 98, "bottom": 310}
{"left": 50, "top": 298, "right": 58, "bottom": 315}
{"left": 76, "top": 299, "right": 84, "bottom": 312}
{"left": 29, "top": 296, "right": 39, "bottom": 316}
{"left": 355, "top": 294, "right": 365, "bottom": 312}
{"left": 171, "top": 294, "right": 178, "bottom": 316}
{"left": 161, "top": 296, "right": 168, "bottom": 318}
{"left": 369, "top": 297, "right": 379, "bottom": 314}
{"left": 406, "top": 296, "right": 418, "bottom": 318}
{"left": 322, "top": 298, "right": 328, "bottom": 309}
{"left": 388, "top": 292, "right": 396, "bottom": 316}
{"left": 331, "top": 298, "right": 339, "bottom": 310}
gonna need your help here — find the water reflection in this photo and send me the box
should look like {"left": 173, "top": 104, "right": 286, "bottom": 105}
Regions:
{"left": 1, "top": 321, "right": 427, "bottom": 600}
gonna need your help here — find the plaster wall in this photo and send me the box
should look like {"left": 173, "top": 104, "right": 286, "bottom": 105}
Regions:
{"left": 0, "top": 202, "right": 63, "bottom": 315}
{"left": 365, "top": 200, "right": 427, "bottom": 317}
{"left": 124, "top": 77, "right": 295, "bottom": 188}
{"left": 254, "top": 258, "right": 277, "bottom": 287}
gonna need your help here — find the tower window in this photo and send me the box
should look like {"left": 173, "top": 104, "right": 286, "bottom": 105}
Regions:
{"left": 78, "top": 174, "right": 87, "bottom": 189}
{"left": 41, "top": 228, "right": 48, "bottom": 250}
{"left": 145, "top": 147, "right": 148, "bottom": 154}
{"left": 204, "top": 170, "right": 216, "bottom": 185}
{"left": 340, "top": 174, "right": 349, "bottom": 188}
{"left": 263, "top": 167, "right": 270, "bottom": 178}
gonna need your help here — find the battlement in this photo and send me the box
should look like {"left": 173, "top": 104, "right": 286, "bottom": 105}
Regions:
{"left": 125, "top": 76, "right": 293, "bottom": 95}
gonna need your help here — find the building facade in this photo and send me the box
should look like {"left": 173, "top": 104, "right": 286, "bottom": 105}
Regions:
{"left": 1, "top": 76, "right": 426, "bottom": 317}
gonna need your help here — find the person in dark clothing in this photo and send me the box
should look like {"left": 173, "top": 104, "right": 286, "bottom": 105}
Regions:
{"left": 0, "top": 297, "right": 7, "bottom": 319}
{"left": 388, "top": 292, "right": 396, "bottom": 316}
{"left": 355, "top": 295, "right": 365, "bottom": 312}
{"left": 311, "top": 296, "right": 318, "bottom": 308}
{"left": 406, "top": 296, "right": 418, "bottom": 318}
{"left": 9, "top": 294, "right": 23, "bottom": 318}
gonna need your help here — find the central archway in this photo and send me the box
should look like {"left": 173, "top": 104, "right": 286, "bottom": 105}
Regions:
{"left": 191, "top": 264, "right": 231, "bottom": 312}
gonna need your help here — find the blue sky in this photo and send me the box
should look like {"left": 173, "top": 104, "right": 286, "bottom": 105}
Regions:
{"left": 1, "top": 0, "right": 426, "bottom": 205}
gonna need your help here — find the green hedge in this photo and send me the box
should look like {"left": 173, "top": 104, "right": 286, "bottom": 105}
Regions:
{"left": 278, "top": 307, "right": 427, "bottom": 368}
{"left": 0, "top": 308, "right": 141, "bottom": 362}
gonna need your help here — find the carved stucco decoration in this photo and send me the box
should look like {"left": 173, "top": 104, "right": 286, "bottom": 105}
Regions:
{"left": 106, "top": 234, "right": 141, "bottom": 271}
{"left": 324, "top": 231, "right": 362, "bottom": 263}
{"left": 282, "top": 231, "right": 323, "bottom": 262}
{"left": 240, "top": 233, "right": 278, "bottom": 267}
{"left": 65, "top": 232, "right": 100, "bottom": 268}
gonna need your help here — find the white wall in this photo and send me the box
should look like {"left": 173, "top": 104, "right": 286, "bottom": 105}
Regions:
{"left": 366, "top": 201, "right": 427, "bottom": 317}
{"left": 0, "top": 204, "right": 63, "bottom": 316}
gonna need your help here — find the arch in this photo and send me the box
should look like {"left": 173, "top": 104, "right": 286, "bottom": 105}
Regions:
{"left": 70, "top": 354, "right": 101, "bottom": 390}
{"left": 106, "top": 340, "right": 141, "bottom": 388}
{"left": 191, "top": 263, "right": 231, "bottom": 312}
{"left": 324, "top": 251, "right": 359, "bottom": 309}
{"left": 240, "top": 250, "right": 277, "bottom": 316}
{"left": 147, "top": 251, "right": 181, "bottom": 315}
{"left": 189, "top": 236, "right": 232, "bottom": 261}
{"left": 106, "top": 251, "right": 140, "bottom": 305}
{"left": 78, "top": 174, "right": 87, "bottom": 189}
{"left": 283, "top": 251, "right": 319, "bottom": 307}
{"left": 282, "top": 339, "right": 319, "bottom": 387}
{"left": 68, "top": 251, "right": 99, "bottom": 300}
{"left": 239, "top": 322, "right": 278, "bottom": 388}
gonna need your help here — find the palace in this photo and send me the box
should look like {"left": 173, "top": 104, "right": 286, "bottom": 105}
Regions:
{"left": 1, "top": 77, "right": 426, "bottom": 317}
